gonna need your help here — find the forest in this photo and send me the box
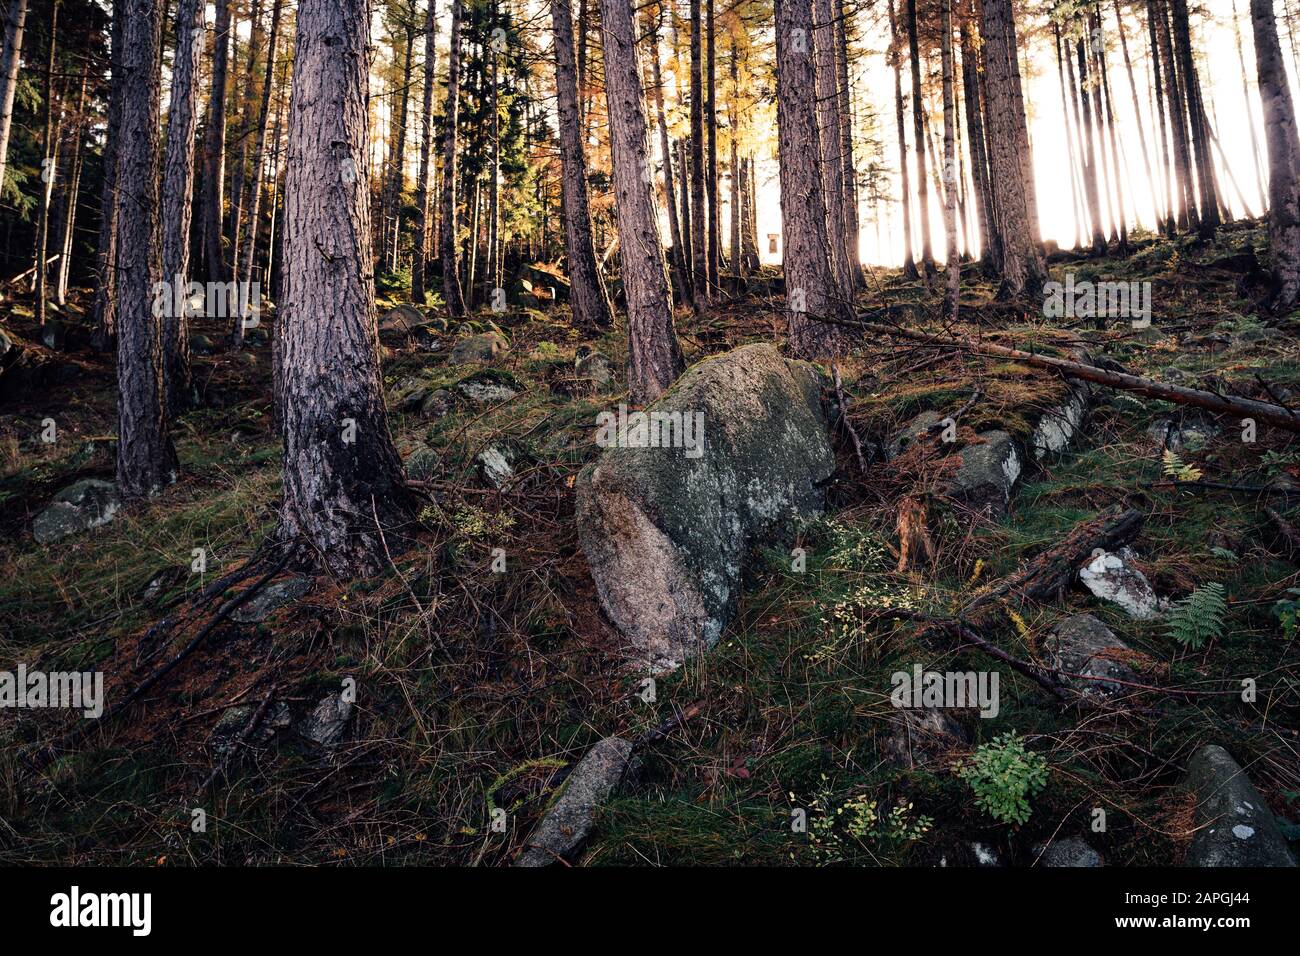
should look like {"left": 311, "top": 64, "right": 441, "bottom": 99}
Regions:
{"left": 0, "top": 0, "right": 1298, "bottom": 873}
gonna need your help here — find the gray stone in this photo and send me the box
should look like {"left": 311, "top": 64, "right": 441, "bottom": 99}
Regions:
{"left": 944, "top": 431, "right": 1021, "bottom": 515}
{"left": 1183, "top": 745, "right": 1296, "bottom": 867}
{"left": 1229, "top": 326, "right": 1283, "bottom": 349}
{"left": 885, "top": 410, "right": 945, "bottom": 461}
{"left": 33, "top": 479, "right": 121, "bottom": 544}
{"left": 449, "top": 331, "right": 508, "bottom": 365}
{"left": 575, "top": 343, "right": 834, "bottom": 669}
{"left": 404, "top": 444, "right": 440, "bottom": 481}
{"left": 1031, "top": 383, "right": 1090, "bottom": 459}
{"left": 476, "top": 445, "right": 515, "bottom": 488}
{"left": 575, "top": 349, "right": 614, "bottom": 388}
{"left": 1033, "top": 837, "right": 1103, "bottom": 867}
{"left": 297, "top": 693, "right": 354, "bottom": 748}
{"left": 1079, "top": 548, "right": 1163, "bottom": 619}
{"left": 1046, "top": 613, "right": 1138, "bottom": 698}
{"left": 882, "top": 707, "right": 968, "bottom": 769}
{"left": 210, "top": 701, "right": 291, "bottom": 754}
{"left": 455, "top": 370, "right": 520, "bottom": 403}
{"left": 230, "top": 576, "right": 312, "bottom": 624}
{"left": 379, "top": 304, "right": 425, "bottom": 332}
{"left": 514, "top": 737, "right": 634, "bottom": 867}
{"left": 1147, "top": 417, "right": 1218, "bottom": 453}
{"left": 420, "top": 388, "right": 456, "bottom": 419}
{"left": 188, "top": 332, "right": 218, "bottom": 355}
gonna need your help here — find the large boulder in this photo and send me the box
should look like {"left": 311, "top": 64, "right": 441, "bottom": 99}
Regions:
{"left": 1183, "top": 745, "right": 1295, "bottom": 867}
{"left": 945, "top": 430, "right": 1021, "bottom": 515}
{"left": 1046, "top": 613, "right": 1139, "bottom": 699}
{"left": 514, "top": 737, "right": 633, "bottom": 867}
{"left": 576, "top": 343, "right": 834, "bottom": 668}
{"left": 1031, "top": 382, "right": 1091, "bottom": 459}
{"left": 449, "top": 331, "right": 508, "bottom": 365}
{"left": 1079, "top": 547, "right": 1164, "bottom": 619}
{"left": 33, "top": 479, "right": 121, "bottom": 544}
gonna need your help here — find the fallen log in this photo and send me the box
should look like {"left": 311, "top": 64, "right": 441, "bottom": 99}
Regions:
{"left": 849, "top": 317, "right": 1300, "bottom": 435}
{"left": 965, "top": 506, "right": 1146, "bottom": 612}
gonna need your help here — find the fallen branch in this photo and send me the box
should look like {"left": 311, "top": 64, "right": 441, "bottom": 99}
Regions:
{"left": 849, "top": 318, "right": 1300, "bottom": 434}
{"left": 965, "top": 506, "right": 1145, "bottom": 612}
{"left": 831, "top": 363, "right": 869, "bottom": 473}
{"left": 23, "top": 550, "right": 293, "bottom": 774}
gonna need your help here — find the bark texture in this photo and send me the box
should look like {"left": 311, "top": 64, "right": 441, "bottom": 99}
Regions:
{"left": 599, "top": 0, "right": 684, "bottom": 403}
{"left": 440, "top": 0, "right": 466, "bottom": 316}
{"left": 277, "top": 0, "right": 415, "bottom": 576}
{"left": 115, "top": 0, "right": 178, "bottom": 498}
{"left": 552, "top": 0, "right": 613, "bottom": 330}
{"left": 160, "top": 0, "right": 205, "bottom": 412}
{"left": 1252, "top": 0, "right": 1300, "bottom": 310}
{"left": 775, "top": 0, "right": 848, "bottom": 356}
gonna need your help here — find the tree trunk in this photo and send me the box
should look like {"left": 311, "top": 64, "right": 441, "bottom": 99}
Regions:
{"left": 706, "top": 0, "right": 720, "bottom": 284}
{"left": 91, "top": 0, "right": 125, "bottom": 350}
{"left": 979, "top": 0, "right": 1045, "bottom": 297}
{"left": 1171, "top": 0, "right": 1220, "bottom": 238}
{"left": 0, "top": 0, "right": 29, "bottom": 195}
{"left": 1252, "top": 0, "right": 1300, "bottom": 311}
{"left": 441, "top": 0, "right": 466, "bottom": 316}
{"left": 1074, "top": 30, "right": 1107, "bottom": 254}
{"left": 689, "top": 0, "right": 707, "bottom": 303}
{"left": 34, "top": 0, "right": 60, "bottom": 334}
{"left": 776, "top": 0, "right": 848, "bottom": 357}
{"left": 202, "top": 0, "right": 232, "bottom": 282}
{"left": 1155, "top": 0, "right": 1196, "bottom": 232}
{"left": 1147, "top": 0, "right": 1176, "bottom": 234}
{"left": 1114, "top": 0, "right": 1159, "bottom": 227}
{"left": 905, "top": 0, "right": 933, "bottom": 271}
{"left": 412, "top": 0, "right": 437, "bottom": 304}
{"left": 160, "top": 0, "right": 205, "bottom": 412}
{"left": 1092, "top": 12, "right": 1129, "bottom": 250}
{"left": 887, "top": 0, "right": 917, "bottom": 279}
{"left": 728, "top": 33, "right": 741, "bottom": 279}
{"left": 813, "top": 0, "right": 850, "bottom": 298}
{"left": 963, "top": 8, "right": 996, "bottom": 269}
{"left": 553, "top": 0, "right": 613, "bottom": 329}
{"left": 599, "top": 0, "right": 684, "bottom": 403}
{"left": 678, "top": 137, "right": 693, "bottom": 285}
{"left": 648, "top": 5, "right": 690, "bottom": 299}
{"left": 834, "top": 0, "right": 862, "bottom": 288}
{"left": 940, "top": 0, "right": 958, "bottom": 322}
{"left": 277, "top": 0, "right": 415, "bottom": 576}
{"left": 115, "top": 0, "right": 178, "bottom": 498}
{"left": 233, "top": 0, "right": 283, "bottom": 344}
{"left": 1053, "top": 21, "right": 1085, "bottom": 249}
{"left": 54, "top": 75, "right": 86, "bottom": 304}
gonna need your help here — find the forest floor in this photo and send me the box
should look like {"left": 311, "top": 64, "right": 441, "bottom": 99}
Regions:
{"left": 1, "top": 220, "right": 1299, "bottom": 865}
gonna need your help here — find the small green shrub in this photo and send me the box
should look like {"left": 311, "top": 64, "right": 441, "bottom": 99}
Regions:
{"left": 956, "top": 732, "right": 1048, "bottom": 826}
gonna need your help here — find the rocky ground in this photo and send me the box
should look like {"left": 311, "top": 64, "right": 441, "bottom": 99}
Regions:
{"left": 1, "top": 220, "right": 1298, "bottom": 866}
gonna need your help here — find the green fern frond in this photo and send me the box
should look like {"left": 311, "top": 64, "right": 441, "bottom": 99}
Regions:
{"left": 1162, "top": 449, "right": 1203, "bottom": 482}
{"left": 1166, "top": 582, "right": 1227, "bottom": 650}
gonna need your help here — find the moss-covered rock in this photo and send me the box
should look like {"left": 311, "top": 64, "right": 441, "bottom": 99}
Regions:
{"left": 575, "top": 343, "right": 834, "bottom": 669}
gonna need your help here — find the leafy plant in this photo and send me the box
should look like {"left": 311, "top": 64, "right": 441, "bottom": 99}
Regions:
{"left": 1162, "top": 449, "right": 1203, "bottom": 482}
{"left": 1273, "top": 588, "right": 1300, "bottom": 641}
{"left": 1166, "top": 582, "right": 1227, "bottom": 650}
{"left": 955, "top": 732, "right": 1048, "bottom": 826}
{"left": 800, "top": 778, "right": 933, "bottom": 863}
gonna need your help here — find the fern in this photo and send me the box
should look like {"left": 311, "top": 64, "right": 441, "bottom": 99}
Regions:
{"left": 1166, "top": 582, "right": 1227, "bottom": 650}
{"left": 1162, "top": 449, "right": 1203, "bottom": 482}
